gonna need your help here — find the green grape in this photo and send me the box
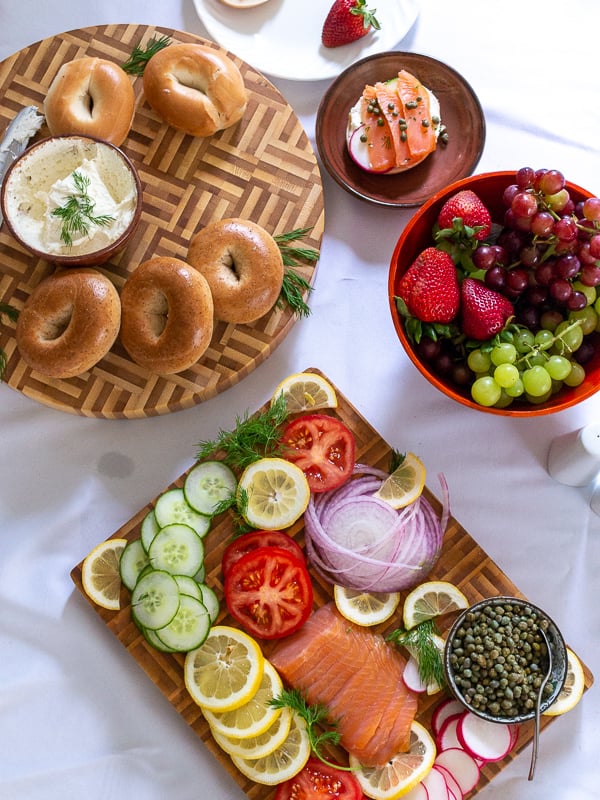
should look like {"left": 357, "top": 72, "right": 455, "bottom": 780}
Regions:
{"left": 563, "top": 362, "right": 586, "bottom": 387}
{"left": 573, "top": 281, "right": 597, "bottom": 305}
{"left": 505, "top": 377, "right": 525, "bottom": 397}
{"left": 494, "top": 389, "right": 514, "bottom": 409}
{"left": 525, "top": 388, "right": 553, "bottom": 404}
{"left": 490, "top": 342, "right": 517, "bottom": 366}
{"left": 594, "top": 295, "right": 600, "bottom": 315}
{"left": 526, "top": 351, "right": 549, "bottom": 367}
{"left": 494, "top": 363, "right": 520, "bottom": 388}
{"left": 471, "top": 375, "right": 502, "bottom": 407}
{"left": 568, "top": 306, "right": 598, "bottom": 335}
{"left": 553, "top": 320, "right": 584, "bottom": 354}
{"left": 534, "top": 329, "right": 554, "bottom": 351}
{"left": 545, "top": 355, "right": 572, "bottom": 381}
{"left": 467, "top": 349, "right": 492, "bottom": 373}
{"left": 522, "top": 365, "right": 552, "bottom": 397}
{"left": 514, "top": 328, "right": 535, "bottom": 353}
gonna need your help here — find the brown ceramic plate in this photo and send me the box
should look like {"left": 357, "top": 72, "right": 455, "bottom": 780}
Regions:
{"left": 316, "top": 51, "right": 486, "bottom": 207}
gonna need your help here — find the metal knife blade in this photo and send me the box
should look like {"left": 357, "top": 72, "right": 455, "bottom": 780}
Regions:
{"left": 0, "top": 105, "right": 45, "bottom": 225}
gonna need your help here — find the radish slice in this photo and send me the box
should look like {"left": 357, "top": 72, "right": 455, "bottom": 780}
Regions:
{"left": 434, "top": 748, "right": 480, "bottom": 795}
{"left": 437, "top": 715, "right": 462, "bottom": 751}
{"left": 403, "top": 656, "right": 428, "bottom": 693}
{"left": 402, "top": 781, "right": 430, "bottom": 800}
{"left": 433, "top": 765, "right": 463, "bottom": 800}
{"left": 432, "top": 698, "right": 466, "bottom": 737}
{"left": 457, "top": 712, "right": 514, "bottom": 762}
{"left": 422, "top": 766, "right": 451, "bottom": 800}
{"left": 347, "top": 123, "right": 393, "bottom": 174}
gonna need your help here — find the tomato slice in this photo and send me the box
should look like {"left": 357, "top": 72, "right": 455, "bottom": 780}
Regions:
{"left": 281, "top": 414, "right": 355, "bottom": 493}
{"left": 222, "top": 530, "right": 306, "bottom": 577}
{"left": 224, "top": 545, "right": 313, "bottom": 640}
{"left": 274, "top": 757, "right": 363, "bottom": 800}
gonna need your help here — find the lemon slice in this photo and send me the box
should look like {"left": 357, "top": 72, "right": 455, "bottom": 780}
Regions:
{"left": 334, "top": 585, "right": 401, "bottom": 626}
{"left": 211, "top": 706, "right": 293, "bottom": 759}
{"left": 202, "top": 659, "right": 283, "bottom": 739}
{"left": 402, "top": 581, "right": 469, "bottom": 630}
{"left": 373, "top": 453, "right": 426, "bottom": 510}
{"left": 184, "top": 625, "right": 264, "bottom": 712}
{"left": 230, "top": 711, "right": 311, "bottom": 785}
{"left": 543, "top": 647, "right": 586, "bottom": 716}
{"left": 237, "top": 457, "right": 310, "bottom": 530}
{"left": 349, "top": 720, "right": 436, "bottom": 800}
{"left": 271, "top": 372, "right": 338, "bottom": 413}
{"left": 81, "top": 538, "right": 128, "bottom": 610}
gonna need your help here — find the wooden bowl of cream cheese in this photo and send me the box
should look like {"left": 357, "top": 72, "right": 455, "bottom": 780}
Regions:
{"left": 1, "top": 135, "right": 142, "bottom": 267}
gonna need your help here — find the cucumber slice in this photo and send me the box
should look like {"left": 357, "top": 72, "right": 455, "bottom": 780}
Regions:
{"left": 155, "top": 594, "right": 211, "bottom": 652}
{"left": 119, "top": 538, "right": 150, "bottom": 591}
{"left": 141, "top": 508, "right": 160, "bottom": 552}
{"left": 155, "top": 488, "right": 211, "bottom": 538}
{"left": 198, "top": 583, "right": 220, "bottom": 623}
{"left": 184, "top": 461, "right": 237, "bottom": 516}
{"left": 131, "top": 570, "right": 180, "bottom": 630}
{"left": 141, "top": 624, "right": 178, "bottom": 653}
{"left": 148, "top": 523, "right": 205, "bottom": 577}
{"left": 193, "top": 563, "right": 206, "bottom": 584}
{"left": 174, "top": 574, "right": 203, "bottom": 601}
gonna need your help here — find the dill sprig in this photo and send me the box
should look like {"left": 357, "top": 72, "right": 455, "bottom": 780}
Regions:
{"left": 122, "top": 34, "right": 172, "bottom": 75}
{"left": 194, "top": 393, "right": 289, "bottom": 470}
{"left": 389, "top": 449, "right": 406, "bottom": 473}
{"left": 387, "top": 619, "right": 446, "bottom": 689}
{"left": 210, "top": 488, "right": 254, "bottom": 537}
{"left": 274, "top": 228, "right": 319, "bottom": 318}
{"left": 51, "top": 172, "right": 115, "bottom": 247}
{"left": 270, "top": 689, "right": 353, "bottom": 770}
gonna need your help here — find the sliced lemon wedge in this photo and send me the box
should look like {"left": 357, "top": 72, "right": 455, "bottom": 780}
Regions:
{"left": 374, "top": 452, "right": 426, "bottom": 510}
{"left": 271, "top": 372, "right": 337, "bottom": 413}
{"left": 81, "top": 538, "right": 128, "bottom": 611}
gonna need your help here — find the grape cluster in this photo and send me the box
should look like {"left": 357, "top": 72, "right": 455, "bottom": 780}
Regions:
{"left": 417, "top": 167, "right": 600, "bottom": 408}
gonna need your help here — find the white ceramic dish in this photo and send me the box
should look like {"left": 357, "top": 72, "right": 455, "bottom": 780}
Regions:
{"left": 192, "top": 0, "right": 421, "bottom": 81}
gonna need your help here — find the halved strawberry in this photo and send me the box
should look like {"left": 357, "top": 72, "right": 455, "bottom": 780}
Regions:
{"left": 460, "top": 278, "right": 514, "bottom": 340}
{"left": 322, "top": 0, "right": 381, "bottom": 48}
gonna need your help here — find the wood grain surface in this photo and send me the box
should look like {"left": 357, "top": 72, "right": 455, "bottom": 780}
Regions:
{"left": 0, "top": 24, "right": 324, "bottom": 418}
{"left": 70, "top": 368, "right": 594, "bottom": 800}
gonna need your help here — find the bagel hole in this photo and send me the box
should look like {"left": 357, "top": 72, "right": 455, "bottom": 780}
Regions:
{"left": 219, "top": 251, "right": 241, "bottom": 282}
{"left": 146, "top": 292, "right": 169, "bottom": 337}
{"left": 41, "top": 306, "right": 73, "bottom": 341}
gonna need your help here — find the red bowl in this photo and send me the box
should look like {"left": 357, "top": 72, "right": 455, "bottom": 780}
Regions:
{"left": 388, "top": 171, "right": 600, "bottom": 416}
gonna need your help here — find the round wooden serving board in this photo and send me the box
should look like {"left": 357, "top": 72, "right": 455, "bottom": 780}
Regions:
{"left": 0, "top": 24, "right": 324, "bottom": 419}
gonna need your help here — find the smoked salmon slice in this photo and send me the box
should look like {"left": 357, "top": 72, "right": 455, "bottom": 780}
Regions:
{"left": 270, "top": 603, "right": 418, "bottom": 766}
{"left": 395, "top": 69, "right": 436, "bottom": 159}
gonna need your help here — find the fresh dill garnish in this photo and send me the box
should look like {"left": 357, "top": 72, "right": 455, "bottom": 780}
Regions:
{"left": 274, "top": 228, "right": 319, "bottom": 318}
{"left": 270, "top": 688, "right": 354, "bottom": 770}
{"left": 51, "top": 171, "right": 115, "bottom": 247}
{"left": 387, "top": 619, "right": 446, "bottom": 689}
{"left": 194, "top": 393, "right": 289, "bottom": 470}
{"left": 122, "top": 34, "right": 172, "bottom": 75}
{"left": 0, "top": 303, "right": 18, "bottom": 380}
{"left": 210, "top": 488, "right": 253, "bottom": 537}
{"left": 389, "top": 449, "right": 406, "bottom": 473}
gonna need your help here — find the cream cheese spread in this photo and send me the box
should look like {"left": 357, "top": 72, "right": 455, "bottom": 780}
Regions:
{"left": 3, "top": 137, "right": 138, "bottom": 256}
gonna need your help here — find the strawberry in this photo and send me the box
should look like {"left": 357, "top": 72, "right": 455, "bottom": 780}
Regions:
{"left": 322, "top": 0, "right": 381, "bottom": 48}
{"left": 437, "top": 189, "right": 492, "bottom": 242}
{"left": 460, "top": 278, "right": 514, "bottom": 340}
{"left": 397, "top": 247, "right": 460, "bottom": 323}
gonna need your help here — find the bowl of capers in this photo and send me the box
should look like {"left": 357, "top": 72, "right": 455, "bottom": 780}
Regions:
{"left": 444, "top": 596, "right": 568, "bottom": 724}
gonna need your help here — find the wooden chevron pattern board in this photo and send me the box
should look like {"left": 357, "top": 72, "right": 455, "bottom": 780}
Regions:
{"left": 70, "top": 369, "right": 594, "bottom": 800}
{"left": 0, "top": 24, "right": 324, "bottom": 418}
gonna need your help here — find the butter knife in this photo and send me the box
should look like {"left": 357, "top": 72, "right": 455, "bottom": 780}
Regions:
{"left": 0, "top": 105, "right": 45, "bottom": 225}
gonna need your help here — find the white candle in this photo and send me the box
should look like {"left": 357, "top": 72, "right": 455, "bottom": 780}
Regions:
{"left": 546, "top": 422, "right": 600, "bottom": 487}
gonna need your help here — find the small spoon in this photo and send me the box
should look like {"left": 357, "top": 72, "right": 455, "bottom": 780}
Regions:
{"left": 528, "top": 626, "right": 553, "bottom": 781}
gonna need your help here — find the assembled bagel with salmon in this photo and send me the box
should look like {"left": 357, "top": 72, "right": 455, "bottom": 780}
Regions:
{"left": 347, "top": 69, "right": 443, "bottom": 174}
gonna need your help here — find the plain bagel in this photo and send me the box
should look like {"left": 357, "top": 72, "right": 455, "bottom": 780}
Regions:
{"left": 16, "top": 268, "right": 121, "bottom": 379}
{"left": 44, "top": 57, "right": 135, "bottom": 146}
{"left": 187, "top": 218, "right": 284, "bottom": 324}
{"left": 142, "top": 43, "right": 247, "bottom": 138}
{"left": 119, "top": 256, "right": 214, "bottom": 374}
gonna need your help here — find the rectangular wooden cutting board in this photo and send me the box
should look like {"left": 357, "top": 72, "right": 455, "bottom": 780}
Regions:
{"left": 70, "top": 368, "right": 594, "bottom": 798}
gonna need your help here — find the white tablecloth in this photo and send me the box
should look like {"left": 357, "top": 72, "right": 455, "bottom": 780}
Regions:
{"left": 1, "top": 2, "right": 599, "bottom": 799}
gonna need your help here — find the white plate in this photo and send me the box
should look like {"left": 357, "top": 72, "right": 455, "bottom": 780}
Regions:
{"left": 192, "top": 0, "right": 421, "bottom": 81}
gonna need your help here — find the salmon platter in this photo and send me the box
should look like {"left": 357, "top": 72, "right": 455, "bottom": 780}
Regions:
{"left": 71, "top": 368, "right": 593, "bottom": 799}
